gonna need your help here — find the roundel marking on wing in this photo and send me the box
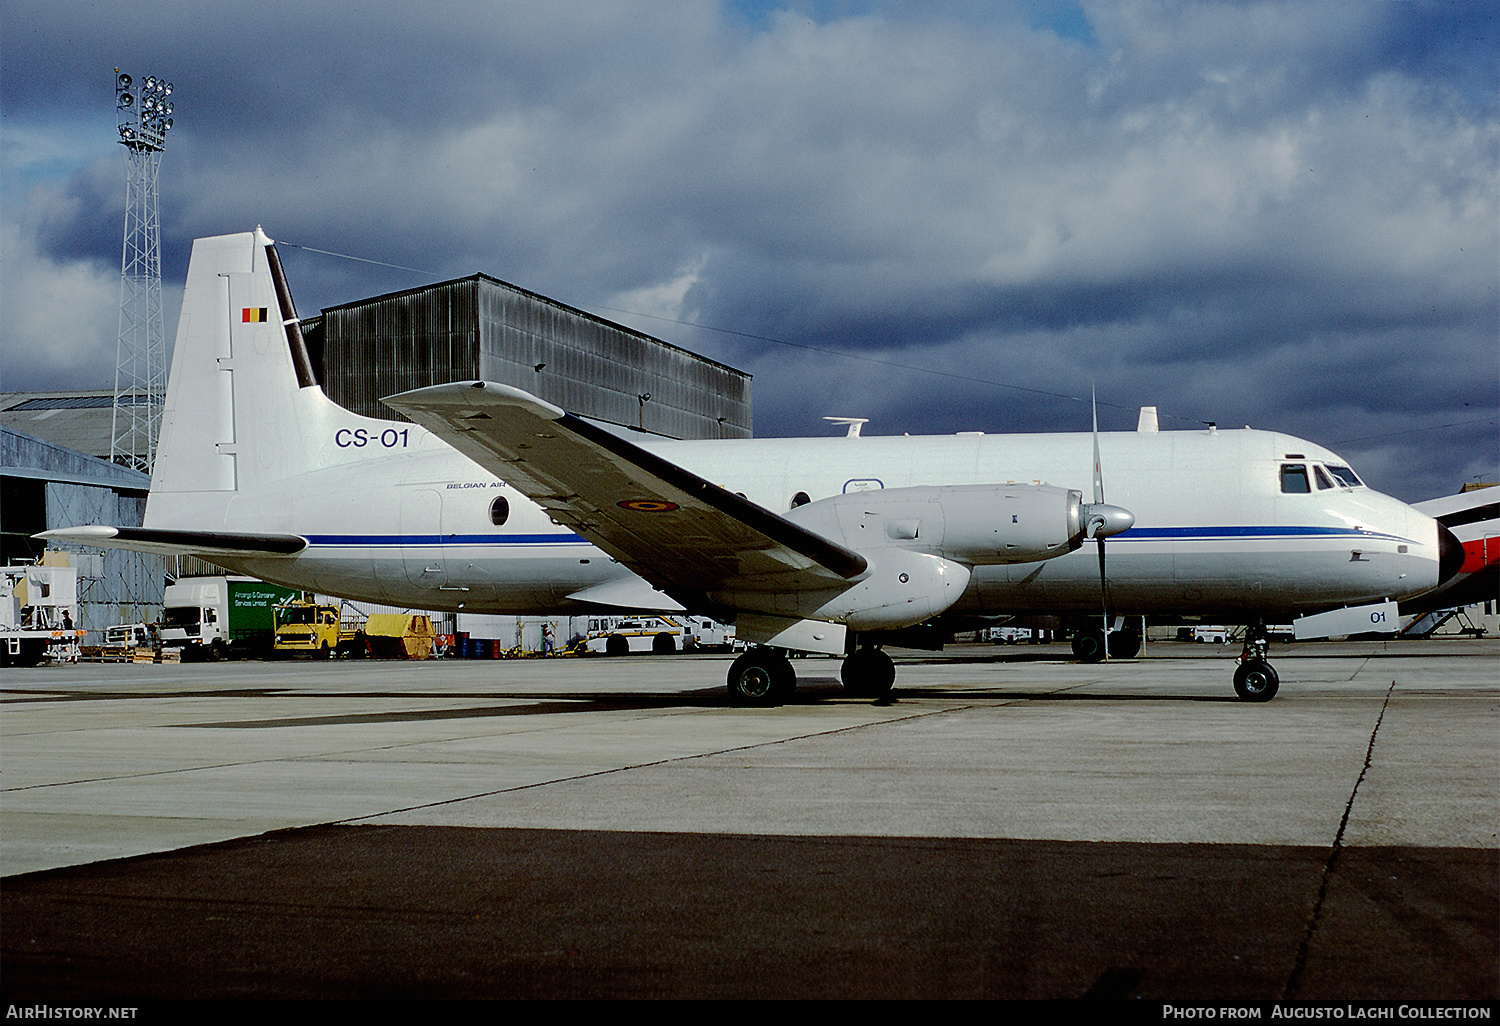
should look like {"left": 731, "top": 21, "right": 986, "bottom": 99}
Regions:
{"left": 617, "top": 500, "right": 679, "bottom": 512}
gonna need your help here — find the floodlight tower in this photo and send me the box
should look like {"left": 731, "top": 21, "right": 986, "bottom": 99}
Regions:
{"left": 111, "top": 70, "right": 175, "bottom": 474}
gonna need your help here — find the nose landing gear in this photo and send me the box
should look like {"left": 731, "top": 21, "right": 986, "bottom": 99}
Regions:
{"left": 1233, "top": 622, "right": 1280, "bottom": 701}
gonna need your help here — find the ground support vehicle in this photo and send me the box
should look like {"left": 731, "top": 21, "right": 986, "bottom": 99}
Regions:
{"left": 273, "top": 599, "right": 364, "bottom": 658}
{"left": 988, "top": 626, "right": 1033, "bottom": 644}
{"left": 162, "top": 576, "right": 299, "bottom": 660}
{"left": 584, "top": 615, "right": 734, "bottom": 655}
{"left": 362, "top": 614, "right": 435, "bottom": 659}
{"left": 1, "top": 563, "right": 82, "bottom": 667}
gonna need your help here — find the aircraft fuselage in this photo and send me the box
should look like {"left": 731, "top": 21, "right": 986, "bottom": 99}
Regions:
{"left": 214, "top": 421, "right": 1440, "bottom": 621}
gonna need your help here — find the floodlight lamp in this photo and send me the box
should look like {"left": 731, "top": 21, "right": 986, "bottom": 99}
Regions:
{"left": 145, "top": 76, "right": 156, "bottom": 90}
{"left": 163, "top": 102, "right": 173, "bottom": 115}
{"left": 163, "top": 119, "right": 173, "bottom": 131}
{"left": 119, "top": 92, "right": 134, "bottom": 108}
{"left": 117, "top": 73, "right": 132, "bottom": 90}
{"left": 142, "top": 96, "right": 155, "bottom": 111}
{"left": 163, "top": 83, "right": 173, "bottom": 95}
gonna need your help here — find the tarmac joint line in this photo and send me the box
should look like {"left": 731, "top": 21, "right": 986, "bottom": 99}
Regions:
{"left": 1283, "top": 677, "right": 1398, "bottom": 999}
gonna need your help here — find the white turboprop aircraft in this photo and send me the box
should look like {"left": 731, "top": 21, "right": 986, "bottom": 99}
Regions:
{"left": 43, "top": 229, "right": 1462, "bottom": 703}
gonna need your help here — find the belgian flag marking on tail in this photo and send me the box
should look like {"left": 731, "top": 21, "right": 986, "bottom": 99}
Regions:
{"left": 242, "top": 307, "right": 268, "bottom": 323}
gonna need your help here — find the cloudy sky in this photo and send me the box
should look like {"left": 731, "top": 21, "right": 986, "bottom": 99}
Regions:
{"left": 2, "top": 0, "right": 1495, "bottom": 501}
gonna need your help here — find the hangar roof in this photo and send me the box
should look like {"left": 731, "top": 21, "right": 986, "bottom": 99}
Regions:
{"left": 0, "top": 391, "right": 127, "bottom": 463}
{"left": 1, "top": 423, "right": 151, "bottom": 491}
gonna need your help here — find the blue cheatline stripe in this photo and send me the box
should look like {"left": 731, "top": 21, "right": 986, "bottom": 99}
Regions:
{"left": 298, "top": 525, "right": 1415, "bottom": 550}
{"left": 303, "top": 533, "right": 588, "bottom": 546}
{"left": 1113, "top": 526, "right": 1412, "bottom": 543}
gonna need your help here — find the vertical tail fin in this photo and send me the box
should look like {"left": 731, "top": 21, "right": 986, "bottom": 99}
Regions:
{"left": 145, "top": 228, "right": 397, "bottom": 530}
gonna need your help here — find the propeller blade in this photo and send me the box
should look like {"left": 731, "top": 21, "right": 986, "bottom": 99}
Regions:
{"left": 1092, "top": 382, "right": 1104, "bottom": 506}
{"left": 1097, "top": 536, "right": 1110, "bottom": 658}
{"left": 1094, "top": 385, "right": 1109, "bottom": 658}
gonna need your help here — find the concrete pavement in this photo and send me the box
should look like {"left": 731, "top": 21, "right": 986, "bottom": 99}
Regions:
{"left": 2, "top": 640, "right": 1495, "bottom": 998}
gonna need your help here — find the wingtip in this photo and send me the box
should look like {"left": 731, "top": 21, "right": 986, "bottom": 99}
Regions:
{"left": 383, "top": 380, "right": 566, "bottom": 420}
{"left": 34, "top": 526, "right": 120, "bottom": 543}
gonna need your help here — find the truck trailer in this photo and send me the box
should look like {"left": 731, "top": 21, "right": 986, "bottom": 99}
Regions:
{"left": 160, "top": 576, "right": 299, "bottom": 660}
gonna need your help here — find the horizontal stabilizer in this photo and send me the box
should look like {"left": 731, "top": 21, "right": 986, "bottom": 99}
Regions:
{"left": 384, "top": 381, "right": 868, "bottom": 608}
{"left": 36, "top": 526, "right": 307, "bottom": 559}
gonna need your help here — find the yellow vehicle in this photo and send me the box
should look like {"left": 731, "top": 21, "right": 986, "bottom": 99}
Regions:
{"left": 273, "top": 598, "right": 362, "bottom": 658}
{"left": 363, "top": 614, "right": 435, "bottom": 660}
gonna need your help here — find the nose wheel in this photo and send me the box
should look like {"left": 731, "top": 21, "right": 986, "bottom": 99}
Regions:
{"left": 1233, "top": 624, "right": 1280, "bottom": 701}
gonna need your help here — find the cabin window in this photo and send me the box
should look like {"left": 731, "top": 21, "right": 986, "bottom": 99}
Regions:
{"left": 1280, "top": 464, "right": 1310, "bottom": 494}
{"left": 489, "top": 496, "right": 510, "bottom": 526}
{"left": 790, "top": 491, "right": 811, "bottom": 509}
{"left": 1314, "top": 466, "right": 1335, "bottom": 490}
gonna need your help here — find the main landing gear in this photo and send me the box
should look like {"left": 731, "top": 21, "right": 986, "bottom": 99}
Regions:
{"left": 725, "top": 644, "right": 896, "bottom": 706}
{"left": 840, "top": 646, "right": 895, "bottom": 699}
{"left": 1233, "top": 622, "right": 1279, "bottom": 702}
{"left": 726, "top": 648, "right": 795, "bottom": 706}
{"left": 1070, "top": 625, "right": 1143, "bottom": 662}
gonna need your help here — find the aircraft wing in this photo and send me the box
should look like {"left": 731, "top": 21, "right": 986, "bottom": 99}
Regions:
{"left": 36, "top": 526, "right": 307, "bottom": 559}
{"left": 385, "top": 382, "right": 868, "bottom": 607}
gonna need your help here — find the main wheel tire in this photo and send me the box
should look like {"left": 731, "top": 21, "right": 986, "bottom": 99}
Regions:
{"left": 727, "top": 650, "right": 792, "bottom": 706}
{"left": 1233, "top": 659, "right": 1280, "bottom": 702}
{"left": 1108, "top": 631, "right": 1142, "bottom": 659}
{"left": 652, "top": 632, "right": 676, "bottom": 654}
{"left": 1071, "top": 629, "right": 1107, "bottom": 663}
{"left": 605, "top": 634, "right": 629, "bottom": 656}
{"left": 840, "top": 648, "right": 895, "bottom": 699}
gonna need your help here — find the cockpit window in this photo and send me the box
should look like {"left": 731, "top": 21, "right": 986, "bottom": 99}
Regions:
{"left": 1325, "top": 464, "right": 1363, "bottom": 488}
{"left": 1313, "top": 465, "right": 1335, "bottom": 490}
{"left": 1280, "top": 464, "right": 1310, "bottom": 494}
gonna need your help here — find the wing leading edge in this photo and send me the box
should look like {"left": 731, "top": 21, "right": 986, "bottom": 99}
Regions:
{"left": 384, "top": 381, "right": 868, "bottom": 609}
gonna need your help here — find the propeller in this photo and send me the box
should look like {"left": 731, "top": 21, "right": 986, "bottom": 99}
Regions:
{"left": 1080, "top": 384, "right": 1135, "bottom": 659}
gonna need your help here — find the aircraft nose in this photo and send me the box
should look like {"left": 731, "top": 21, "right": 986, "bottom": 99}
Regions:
{"left": 1437, "top": 522, "right": 1464, "bottom": 585}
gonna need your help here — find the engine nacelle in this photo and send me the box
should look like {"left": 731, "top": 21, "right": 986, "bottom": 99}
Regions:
{"left": 711, "top": 482, "right": 1119, "bottom": 632}
{"left": 783, "top": 482, "right": 1088, "bottom": 565}
{"left": 711, "top": 547, "right": 972, "bottom": 631}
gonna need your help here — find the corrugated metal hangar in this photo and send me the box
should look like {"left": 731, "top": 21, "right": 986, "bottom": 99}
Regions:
{"left": 2, "top": 263, "right": 753, "bottom": 639}
{"left": 1, "top": 427, "right": 158, "bottom": 630}
{"left": 306, "top": 273, "right": 751, "bottom": 440}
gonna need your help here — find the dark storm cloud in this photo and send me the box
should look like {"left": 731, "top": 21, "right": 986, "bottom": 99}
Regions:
{"left": 1, "top": 0, "right": 1495, "bottom": 500}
